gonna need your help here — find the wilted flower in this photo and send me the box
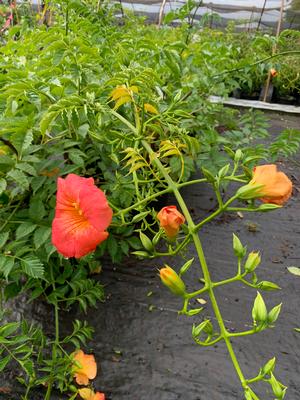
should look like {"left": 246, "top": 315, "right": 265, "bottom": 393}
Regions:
{"left": 157, "top": 206, "right": 185, "bottom": 239}
{"left": 72, "top": 350, "right": 97, "bottom": 386}
{"left": 159, "top": 265, "right": 186, "bottom": 296}
{"left": 78, "top": 388, "right": 105, "bottom": 400}
{"left": 250, "top": 165, "right": 292, "bottom": 205}
{"left": 52, "top": 174, "right": 112, "bottom": 258}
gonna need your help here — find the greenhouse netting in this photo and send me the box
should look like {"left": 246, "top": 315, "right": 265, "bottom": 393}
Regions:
{"left": 14, "top": 1, "right": 300, "bottom": 30}
{"left": 115, "top": 0, "right": 300, "bottom": 30}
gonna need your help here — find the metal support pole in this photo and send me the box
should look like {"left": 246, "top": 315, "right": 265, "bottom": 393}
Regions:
{"left": 262, "top": 0, "right": 285, "bottom": 102}
{"left": 158, "top": 0, "right": 168, "bottom": 28}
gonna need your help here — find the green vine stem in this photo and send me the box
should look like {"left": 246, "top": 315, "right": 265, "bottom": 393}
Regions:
{"left": 0, "top": 200, "right": 22, "bottom": 233}
{"left": 65, "top": 0, "right": 69, "bottom": 36}
{"left": 44, "top": 268, "right": 60, "bottom": 400}
{"left": 141, "top": 138, "right": 248, "bottom": 390}
{"left": 109, "top": 106, "right": 272, "bottom": 398}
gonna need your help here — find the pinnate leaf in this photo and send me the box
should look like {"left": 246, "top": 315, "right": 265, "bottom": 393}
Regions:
{"left": 7, "top": 169, "right": 29, "bottom": 191}
{"left": 21, "top": 256, "right": 44, "bottom": 279}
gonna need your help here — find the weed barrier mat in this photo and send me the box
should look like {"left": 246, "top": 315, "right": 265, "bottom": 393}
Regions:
{"left": 1, "top": 112, "right": 299, "bottom": 400}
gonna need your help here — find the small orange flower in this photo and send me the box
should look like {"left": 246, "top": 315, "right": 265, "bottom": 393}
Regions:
{"left": 78, "top": 388, "right": 105, "bottom": 400}
{"left": 157, "top": 206, "right": 185, "bottom": 238}
{"left": 72, "top": 350, "right": 97, "bottom": 385}
{"left": 270, "top": 68, "right": 277, "bottom": 77}
{"left": 250, "top": 164, "right": 292, "bottom": 205}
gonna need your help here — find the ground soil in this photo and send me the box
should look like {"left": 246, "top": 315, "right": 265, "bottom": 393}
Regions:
{"left": 1, "top": 111, "right": 299, "bottom": 400}
{"left": 88, "top": 111, "right": 300, "bottom": 400}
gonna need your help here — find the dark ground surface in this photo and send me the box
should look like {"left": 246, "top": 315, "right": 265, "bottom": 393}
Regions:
{"left": 1, "top": 111, "right": 299, "bottom": 399}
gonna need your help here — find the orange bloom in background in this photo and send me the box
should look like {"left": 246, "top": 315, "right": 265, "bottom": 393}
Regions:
{"left": 72, "top": 350, "right": 97, "bottom": 385}
{"left": 78, "top": 388, "right": 105, "bottom": 400}
{"left": 52, "top": 174, "right": 112, "bottom": 258}
{"left": 157, "top": 206, "right": 185, "bottom": 238}
{"left": 250, "top": 164, "right": 292, "bottom": 205}
{"left": 270, "top": 68, "right": 277, "bottom": 77}
{"left": 40, "top": 167, "right": 60, "bottom": 177}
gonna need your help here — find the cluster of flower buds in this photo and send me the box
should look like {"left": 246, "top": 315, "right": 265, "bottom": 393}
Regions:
{"left": 252, "top": 292, "right": 282, "bottom": 331}
{"left": 133, "top": 205, "right": 186, "bottom": 258}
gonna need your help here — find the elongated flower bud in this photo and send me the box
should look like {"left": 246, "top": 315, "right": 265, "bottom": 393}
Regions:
{"left": 270, "top": 373, "right": 286, "bottom": 399}
{"left": 252, "top": 292, "right": 268, "bottom": 325}
{"left": 233, "top": 233, "right": 246, "bottom": 258}
{"left": 244, "top": 252, "right": 261, "bottom": 272}
{"left": 159, "top": 265, "right": 186, "bottom": 297}
{"left": 261, "top": 357, "right": 276, "bottom": 376}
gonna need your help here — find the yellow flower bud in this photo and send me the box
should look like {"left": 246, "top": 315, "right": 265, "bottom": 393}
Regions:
{"left": 159, "top": 265, "right": 186, "bottom": 297}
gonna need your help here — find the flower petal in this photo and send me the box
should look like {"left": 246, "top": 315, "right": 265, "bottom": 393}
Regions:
{"left": 94, "top": 393, "right": 105, "bottom": 400}
{"left": 157, "top": 206, "right": 185, "bottom": 238}
{"left": 72, "top": 350, "right": 97, "bottom": 385}
{"left": 75, "top": 372, "right": 90, "bottom": 386}
{"left": 79, "top": 185, "right": 112, "bottom": 232}
{"left": 52, "top": 217, "right": 108, "bottom": 258}
{"left": 78, "top": 389, "right": 105, "bottom": 400}
{"left": 78, "top": 388, "right": 94, "bottom": 400}
{"left": 55, "top": 174, "right": 95, "bottom": 214}
{"left": 250, "top": 165, "right": 292, "bottom": 205}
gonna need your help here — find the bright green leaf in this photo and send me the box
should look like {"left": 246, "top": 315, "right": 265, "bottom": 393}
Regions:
{"left": 287, "top": 266, "right": 300, "bottom": 276}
